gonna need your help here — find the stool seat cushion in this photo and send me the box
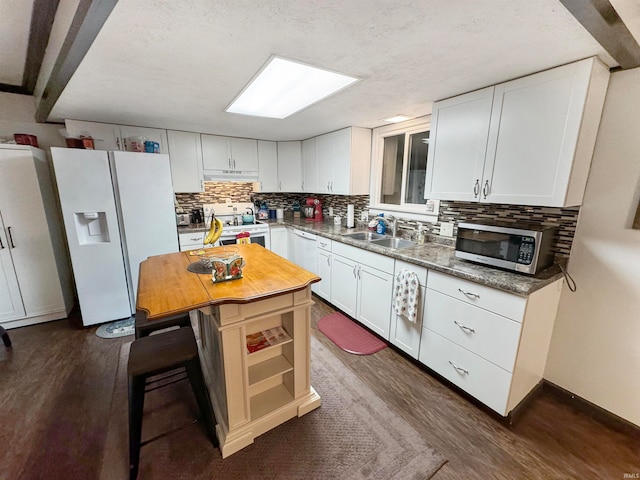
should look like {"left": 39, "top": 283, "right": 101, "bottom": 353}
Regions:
{"left": 128, "top": 326, "right": 198, "bottom": 377}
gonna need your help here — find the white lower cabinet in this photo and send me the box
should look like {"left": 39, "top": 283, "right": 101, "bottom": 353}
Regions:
{"left": 269, "top": 225, "right": 289, "bottom": 259}
{"left": 315, "top": 238, "right": 332, "bottom": 301}
{"left": 330, "top": 242, "right": 394, "bottom": 339}
{"left": 419, "top": 270, "right": 562, "bottom": 416}
{"left": 389, "top": 260, "right": 427, "bottom": 359}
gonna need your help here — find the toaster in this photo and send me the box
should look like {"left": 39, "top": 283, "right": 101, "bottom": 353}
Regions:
{"left": 176, "top": 213, "right": 190, "bottom": 226}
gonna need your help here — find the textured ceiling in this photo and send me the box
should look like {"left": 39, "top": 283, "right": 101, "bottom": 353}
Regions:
{"left": 48, "top": 0, "right": 617, "bottom": 141}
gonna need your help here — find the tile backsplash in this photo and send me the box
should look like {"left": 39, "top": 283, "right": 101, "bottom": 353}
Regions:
{"left": 176, "top": 182, "right": 579, "bottom": 259}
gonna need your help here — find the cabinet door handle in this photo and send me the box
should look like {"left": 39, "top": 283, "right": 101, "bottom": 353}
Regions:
{"left": 449, "top": 360, "right": 469, "bottom": 375}
{"left": 260, "top": 181, "right": 263, "bottom": 190}
{"left": 454, "top": 320, "right": 475, "bottom": 334}
{"left": 458, "top": 288, "right": 479, "bottom": 299}
{"left": 233, "top": 159, "right": 236, "bottom": 170}
{"left": 483, "top": 180, "right": 489, "bottom": 199}
{"left": 327, "top": 181, "right": 330, "bottom": 192}
{"left": 7, "top": 227, "right": 15, "bottom": 248}
{"left": 279, "top": 181, "right": 282, "bottom": 191}
{"left": 330, "top": 181, "right": 333, "bottom": 192}
{"left": 352, "top": 265, "right": 357, "bottom": 278}
{"left": 357, "top": 265, "right": 361, "bottom": 279}
{"left": 0, "top": 233, "right": 4, "bottom": 249}
{"left": 473, "top": 179, "right": 480, "bottom": 198}
{"left": 327, "top": 255, "right": 330, "bottom": 266}
{"left": 228, "top": 158, "right": 232, "bottom": 169}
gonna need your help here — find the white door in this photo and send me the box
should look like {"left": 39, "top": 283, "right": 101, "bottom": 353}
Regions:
{"left": 316, "top": 247, "right": 331, "bottom": 301}
{"left": 65, "top": 120, "right": 123, "bottom": 151}
{"left": 277, "top": 141, "right": 303, "bottom": 192}
{"left": 302, "top": 138, "right": 317, "bottom": 193}
{"left": 119, "top": 126, "right": 169, "bottom": 154}
{"left": 51, "top": 148, "right": 131, "bottom": 325}
{"left": 329, "top": 128, "right": 352, "bottom": 194}
{"left": 315, "top": 133, "right": 333, "bottom": 194}
{"left": 0, "top": 149, "right": 65, "bottom": 318}
{"left": 167, "top": 130, "right": 203, "bottom": 193}
{"left": 356, "top": 264, "right": 393, "bottom": 339}
{"left": 269, "top": 226, "right": 289, "bottom": 259}
{"left": 258, "top": 140, "right": 279, "bottom": 192}
{"left": 0, "top": 212, "right": 25, "bottom": 322}
{"left": 483, "top": 60, "right": 592, "bottom": 206}
{"left": 424, "top": 87, "right": 494, "bottom": 202}
{"left": 330, "top": 254, "right": 358, "bottom": 318}
{"left": 230, "top": 138, "right": 258, "bottom": 172}
{"left": 201, "top": 134, "right": 231, "bottom": 170}
{"left": 111, "top": 152, "right": 179, "bottom": 313}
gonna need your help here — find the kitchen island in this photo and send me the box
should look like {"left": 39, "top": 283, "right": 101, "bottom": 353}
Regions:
{"left": 136, "top": 243, "right": 322, "bottom": 458}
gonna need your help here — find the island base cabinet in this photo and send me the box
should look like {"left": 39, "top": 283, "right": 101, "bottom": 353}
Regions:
{"left": 196, "top": 286, "right": 321, "bottom": 458}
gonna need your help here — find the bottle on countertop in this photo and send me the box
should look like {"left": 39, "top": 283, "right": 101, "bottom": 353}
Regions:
{"left": 376, "top": 213, "right": 387, "bottom": 235}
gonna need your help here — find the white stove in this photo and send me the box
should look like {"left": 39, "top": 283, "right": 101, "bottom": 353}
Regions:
{"left": 203, "top": 202, "right": 270, "bottom": 249}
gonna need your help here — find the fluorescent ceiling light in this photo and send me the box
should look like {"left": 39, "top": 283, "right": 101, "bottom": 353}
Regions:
{"left": 383, "top": 115, "right": 413, "bottom": 123}
{"left": 226, "top": 56, "right": 359, "bottom": 119}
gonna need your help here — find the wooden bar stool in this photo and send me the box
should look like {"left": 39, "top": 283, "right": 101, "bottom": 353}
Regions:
{"left": 127, "top": 325, "right": 217, "bottom": 480}
{"left": 134, "top": 310, "right": 192, "bottom": 339}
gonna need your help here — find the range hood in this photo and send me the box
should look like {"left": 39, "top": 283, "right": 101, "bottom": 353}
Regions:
{"left": 203, "top": 169, "right": 259, "bottom": 182}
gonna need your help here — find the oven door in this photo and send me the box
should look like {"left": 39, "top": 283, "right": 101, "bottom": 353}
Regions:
{"left": 219, "top": 231, "right": 270, "bottom": 249}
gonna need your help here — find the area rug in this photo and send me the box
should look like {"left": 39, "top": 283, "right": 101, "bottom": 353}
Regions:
{"left": 95, "top": 317, "right": 134, "bottom": 338}
{"left": 318, "top": 312, "right": 387, "bottom": 355}
{"left": 99, "top": 336, "right": 446, "bottom": 479}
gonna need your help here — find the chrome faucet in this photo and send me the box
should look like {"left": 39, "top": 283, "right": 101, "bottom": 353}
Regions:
{"left": 386, "top": 215, "right": 398, "bottom": 237}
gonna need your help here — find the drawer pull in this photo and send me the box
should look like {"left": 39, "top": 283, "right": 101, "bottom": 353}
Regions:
{"left": 454, "top": 320, "right": 475, "bottom": 334}
{"left": 190, "top": 237, "right": 200, "bottom": 241}
{"left": 449, "top": 361, "right": 469, "bottom": 375}
{"left": 458, "top": 288, "right": 479, "bottom": 299}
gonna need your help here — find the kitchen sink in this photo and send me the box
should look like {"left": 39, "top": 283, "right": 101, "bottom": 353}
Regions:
{"left": 342, "top": 231, "right": 386, "bottom": 241}
{"left": 371, "top": 237, "right": 417, "bottom": 249}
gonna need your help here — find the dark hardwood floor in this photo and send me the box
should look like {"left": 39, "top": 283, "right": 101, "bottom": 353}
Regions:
{"left": 1, "top": 299, "right": 638, "bottom": 479}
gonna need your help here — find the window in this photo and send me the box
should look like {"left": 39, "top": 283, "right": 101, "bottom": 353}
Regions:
{"left": 370, "top": 117, "right": 438, "bottom": 219}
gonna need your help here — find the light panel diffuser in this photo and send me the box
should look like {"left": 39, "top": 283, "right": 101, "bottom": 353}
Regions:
{"left": 226, "top": 57, "right": 359, "bottom": 119}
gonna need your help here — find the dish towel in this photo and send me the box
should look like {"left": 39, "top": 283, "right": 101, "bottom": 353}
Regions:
{"left": 393, "top": 269, "right": 421, "bottom": 323}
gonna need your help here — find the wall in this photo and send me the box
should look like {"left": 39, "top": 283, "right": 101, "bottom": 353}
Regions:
{"left": 545, "top": 68, "right": 640, "bottom": 427}
{"left": 0, "top": 92, "right": 65, "bottom": 150}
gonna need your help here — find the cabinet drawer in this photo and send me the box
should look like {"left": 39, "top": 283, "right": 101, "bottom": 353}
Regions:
{"left": 419, "top": 329, "right": 512, "bottom": 415}
{"left": 424, "top": 289, "right": 521, "bottom": 371}
{"left": 394, "top": 260, "right": 427, "bottom": 286}
{"left": 179, "top": 231, "right": 205, "bottom": 245}
{"left": 316, "top": 237, "right": 331, "bottom": 251}
{"left": 427, "top": 270, "right": 526, "bottom": 321}
{"left": 332, "top": 241, "right": 395, "bottom": 274}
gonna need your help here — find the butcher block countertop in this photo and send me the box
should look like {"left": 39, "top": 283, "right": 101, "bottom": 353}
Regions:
{"left": 136, "top": 243, "right": 320, "bottom": 320}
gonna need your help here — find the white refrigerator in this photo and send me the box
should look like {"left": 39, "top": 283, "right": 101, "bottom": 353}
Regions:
{"left": 51, "top": 148, "right": 179, "bottom": 326}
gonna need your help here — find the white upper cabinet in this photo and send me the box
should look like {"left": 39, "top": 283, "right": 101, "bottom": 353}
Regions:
{"left": 277, "top": 141, "right": 303, "bottom": 192}
{"left": 166, "top": 130, "right": 204, "bottom": 193}
{"left": 201, "top": 135, "right": 258, "bottom": 178}
{"left": 311, "top": 127, "right": 372, "bottom": 195}
{"left": 425, "top": 57, "right": 610, "bottom": 207}
{"left": 302, "top": 138, "right": 317, "bottom": 193}
{"left": 257, "top": 140, "right": 279, "bottom": 192}
{"left": 65, "top": 120, "right": 168, "bottom": 153}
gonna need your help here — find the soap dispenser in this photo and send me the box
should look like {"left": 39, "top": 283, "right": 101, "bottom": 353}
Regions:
{"left": 376, "top": 213, "right": 387, "bottom": 235}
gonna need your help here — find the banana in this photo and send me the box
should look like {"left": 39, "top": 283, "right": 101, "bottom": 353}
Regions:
{"left": 204, "top": 217, "right": 224, "bottom": 245}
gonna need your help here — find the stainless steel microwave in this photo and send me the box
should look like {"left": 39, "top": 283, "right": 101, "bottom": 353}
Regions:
{"left": 455, "top": 222, "right": 558, "bottom": 275}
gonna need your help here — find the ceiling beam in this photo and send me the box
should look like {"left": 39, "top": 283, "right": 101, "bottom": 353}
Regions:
{"left": 23, "top": 0, "right": 60, "bottom": 94}
{"left": 35, "top": 0, "right": 118, "bottom": 123}
{"left": 560, "top": 0, "right": 640, "bottom": 69}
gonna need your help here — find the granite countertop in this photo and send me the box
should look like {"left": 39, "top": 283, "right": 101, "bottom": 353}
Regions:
{"left": 263, "top": 216, "right": 564, "bottom": 297}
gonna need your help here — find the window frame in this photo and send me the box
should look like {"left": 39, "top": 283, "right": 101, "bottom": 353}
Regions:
{"left": 369, "top": 116, "right": 439, "bottom": 221}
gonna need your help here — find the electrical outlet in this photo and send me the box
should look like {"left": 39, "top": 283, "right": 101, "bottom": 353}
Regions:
{"left": 440, "top": 222, "right": 454, "bottom": 237}
{"left": 329, "top": 206, "right": 334, "bottom": 216}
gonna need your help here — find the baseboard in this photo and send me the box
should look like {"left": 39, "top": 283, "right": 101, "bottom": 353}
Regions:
{"left": 542, "top": 381, "right": 640, "bottom": 438}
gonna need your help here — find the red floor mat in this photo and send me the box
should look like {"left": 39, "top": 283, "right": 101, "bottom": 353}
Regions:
{"left": 318, "top": 312, "right": 387, "bottom": 355}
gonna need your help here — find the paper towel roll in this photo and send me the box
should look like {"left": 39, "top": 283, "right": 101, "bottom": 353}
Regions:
{"left": 276, "top": 208, "right": 284, "bottom": 219}
{"left": 346, "top": 204, "right": 355, "bottom": 228}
